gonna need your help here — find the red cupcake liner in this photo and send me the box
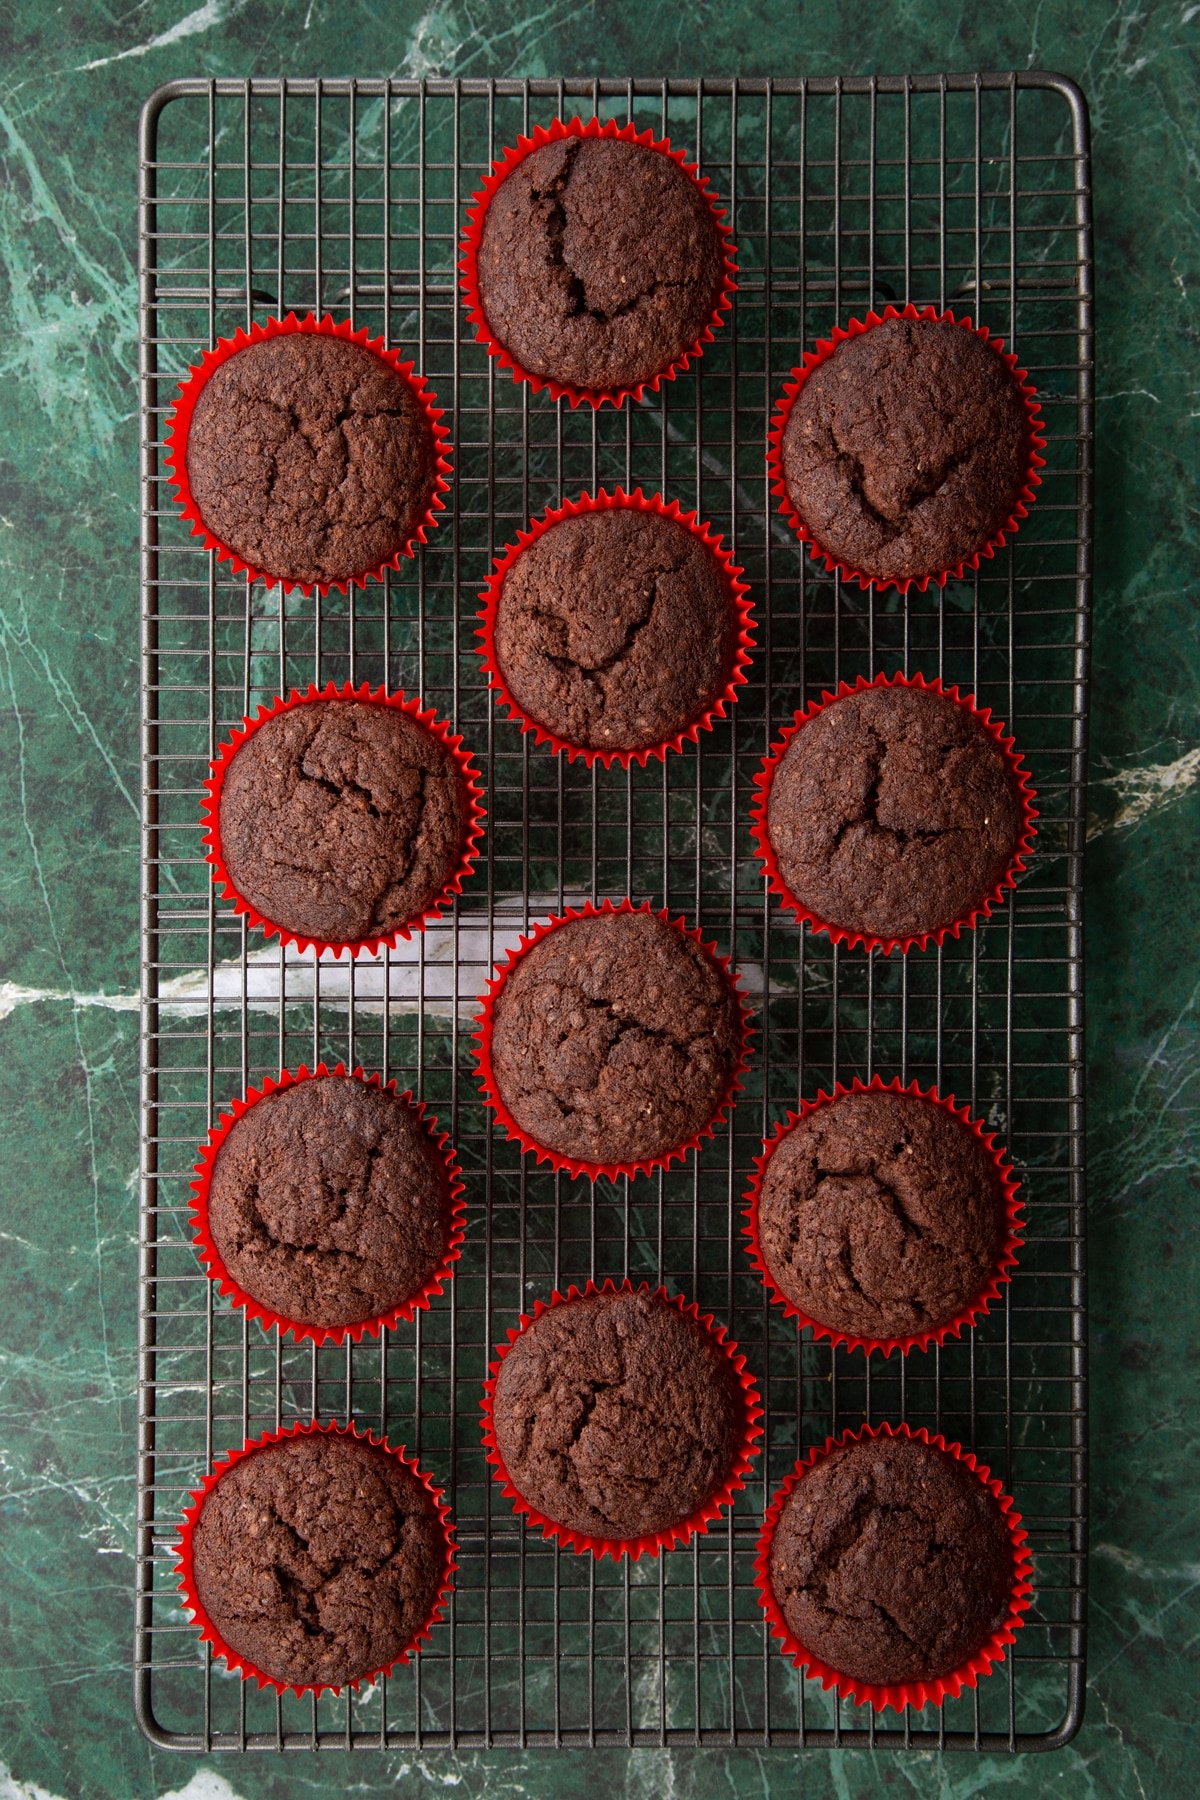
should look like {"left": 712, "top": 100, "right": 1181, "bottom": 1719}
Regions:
{"left": 476, "top": 486, "right": 756, "bottom": 768}
{"left": 472, "top": 897, "right": 754, "bottom": 1182}
{"left": 481, "top": 1279, "right": 764, "bottom": 1560}
{"left": 765, "top": 302, "right": 1047, "bottom": 594}
{"left": 754, "top": 1421, "right": 1034, "bottom": 1713}
{"left": 174, "top": 1419, "right": 456, "bottom": 1697}
{"left": 459, "top": 115, "right": 739, "bottom": 409}
{"left": 750, "top": 671, "right": 1039, "bottom": 956}
{"left": 743, "top": 1075, "right": 1024, "bottom": 1358}
{"left": 164, "top": 312, "right": 453, "bottom": 596}
{"left": 190, "top": 1062, "right": 467, "bottom": 1347}
{"left": 202, "top": 680, "right": 486, "bottom": 959}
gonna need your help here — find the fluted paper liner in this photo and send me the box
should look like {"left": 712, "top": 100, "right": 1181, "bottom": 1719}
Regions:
{"left": 765, "top": 302, "right": 1046, "bottom": 593}
{"left": 174, "top": 1420, "right": 456, "bottom": 1697}
{"left": 743, "top": 1075, "right": 1024, "bottom": 1357}
{"left": 754, "top": 1421, "right": 1034, "bottom": 1713}
{"left": 459, "top": 115, "right": 738, "bottom": 409}
{"left": 473, "top": 897, "right": 754, "bottom": 1182}
{"left": 164, "top": 311, "right": 452, "bottom": 595}
{"left": 481, "top": 1279, "right": 763, "bottom": 1560}
{"left": 190, "top": 1062, "right": 467, "bottom": 1346}
{"left": 749, "top": 671, "right": 1039, "bottom": 955}
{"left": 201, "top": 680, "right": 486, "bottom": 959}
{"left": 476, "top": 486, "right": 755, "bottom": 767}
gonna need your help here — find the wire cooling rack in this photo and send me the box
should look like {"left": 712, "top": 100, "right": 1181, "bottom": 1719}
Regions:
{"left": 137, "top": 73, "right": 1091, "bottom": 1752}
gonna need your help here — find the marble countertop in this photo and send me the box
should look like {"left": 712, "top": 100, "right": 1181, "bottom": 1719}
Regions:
{"left": 0, "top": 1, "right": 1195, "bottom": 1795}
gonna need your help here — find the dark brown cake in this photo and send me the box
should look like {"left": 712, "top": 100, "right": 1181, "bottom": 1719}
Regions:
{"left": 780, "top": 314, "right": 1030, "bottom": 583}
{"left": 488, "top": 907, "right": 742, "bottom": 1167}
{"left": 186, "top": 333, "right": 438, "bottom": 585}
{"left": 217, "top": 698, "right": 468, "bottom": 944}
{"left": 491, "top": 1287, "right": 745, "bottom": 1541}
{"left": 190, "top": 1432, "right": 446, "bottom": 1688}
{"left": 764, "top": 682, "right": 1024, "bottom": 942}
{"left": 493, "top": 506, "right": 738, "bottom": 753}
{"left": 756, "top": 1087, "right": 1006, "bottom": 1340}
{"left": 207, "top": 1074, "right": 456, "bottom": 1329}
{"left": 766, "top": 1432, "right": 1014, "bottom": 1686}
{"left": 476, "top": 134, "right": 726, "bottom": 394}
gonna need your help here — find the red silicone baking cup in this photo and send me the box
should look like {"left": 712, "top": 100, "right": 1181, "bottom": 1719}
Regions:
{"left": 743, "top": 1075, "right": 1024, "bottom": 1358}
{"left": 202, "top": 680, "right": 486, "bottom": 959}
{"left": 190, "top": 1062, "right": 467, "bottom": 1347}
{"left": 481, "top": 1279, "right": 764, "bottom": 1560}
{"left": 174, "top": 1419, "right": 456, "bottom": 1697}
{"left": 750, "top": 671, "right": 1039, "bottom": 956}
{"left": 164, "top": 312, "right": 452, "bottom": 596}
{"left": 754, "top": 1421, "right": 1034, "bottom": 1713}
{"left": 459, "top": 116, "right": 738, "bottom": 409}
{"left": 476, "top": 487, "right": 756, "bottom": 768}
{"left": 473, "top": 897, "right": 754, "bottom": 1181}
{"left": 765, "top": 302, "right": 1046, "bottom": 594}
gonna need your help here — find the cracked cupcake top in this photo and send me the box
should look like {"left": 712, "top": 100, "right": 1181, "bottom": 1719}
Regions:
{"left": 756, "top": 1088, "right": 1006, "bottom": 1341}
{"left": 765, "top": 683, "right": 1024, "bottom": 942}
{"left": 186, "top": 334, "right": 438, "bottom": 585}
{"left": 493, "top": 506, "right": 738, "bottom": 753}
{"left": 491, "top": 1288, "right": 746, "bottom": 1541}
{"left": 780, "top": 315, "right": 1029, "bottom": 583}
{"left": 207, "top": 1074, "right": 455, "bottom": 1330}
{"left": 475, "top": 135, "right": 726, "bottom": 393}
{"left": 488, "top": 907, "right": 742, "bottom": 1168}
{"left": 190, "top": 1432, "right": 446, "bottom": 1688}
{"left": 767, "top": 1433, "right": 1014, "bottom": 1686}
{"left": 218, "top": 698, "right": 467, "bottom": 945}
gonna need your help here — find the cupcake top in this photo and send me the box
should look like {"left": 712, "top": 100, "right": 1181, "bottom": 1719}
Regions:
{"left": 767, "top": 1433, "right": 1013, "bottom": 1686}
{"left": 493, "top": 506, "right": 739, "bottom": 754}
{"left": 780, "top": 314, "right": 1030, "bottom": 583}
{"left": 217, "top": 698, "right": 467, "bottom": 945}
{"left": 476, "top": 135, "right": 726, "bottom": 394}
{"left": 755, "top": 1088, "right": 1007, "bottom": 1341}
{"left": 206, "top": 1075, "right": 456, "bottom": 1330}
{"left": 190, "top": 1433, "right": 446, "bottom": 1689}
{"left": 186, "top": 333, "right": 438, "bottom": 585}
{"left": 488, "top": 907, "right": 742, "bottom": 1168}
{"left": 491, "top": 1287, "right": 745, "bottom": 1541}
{"left": 765, "top": 682, "right": 1024, "bottom": 942}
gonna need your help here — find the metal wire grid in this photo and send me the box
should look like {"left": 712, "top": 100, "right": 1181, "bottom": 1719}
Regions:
{"left": 136, "top": 73, "right": 1091, "bottom": 1752}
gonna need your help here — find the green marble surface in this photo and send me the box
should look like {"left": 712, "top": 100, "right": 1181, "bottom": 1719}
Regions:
{"left": 0, "top": 0, "right": 1196, "bottom": 1794}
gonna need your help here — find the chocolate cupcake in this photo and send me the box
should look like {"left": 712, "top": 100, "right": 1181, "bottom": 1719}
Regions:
{"left": 763, "top": 1431, "right": 1016, "bottom": 1689}
{"left": 471, "top": 126, "right": 729, "bottom": 397}
{"left": 182, "top": 326, "right": 442, "bottom": 588}
{"left": 480, "top": 903, "right": 746, "bottom": 1175}
{"left": 210, "top": 689, "right": 479, "bottom": 950}
{"left": 758, "top": 678, "right": 1031, "bottom": 948}
{"left": 776, "top": 310, "right": 1035, "bottom": 586}
{"left": 489, "top": 1286, "right": 750, "bottom": 1546}
{"left": 200, "top": 1071, "right": 460, "bottom": 1336}
{"left": 186, "top": 1430, "right": 450, "bottom": 1691}
{"left": 752, "top": 1084, "right": 1014, "bottom": 1347}
{"left": 488, "top": 498, "right": 744, "bottom": 758}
